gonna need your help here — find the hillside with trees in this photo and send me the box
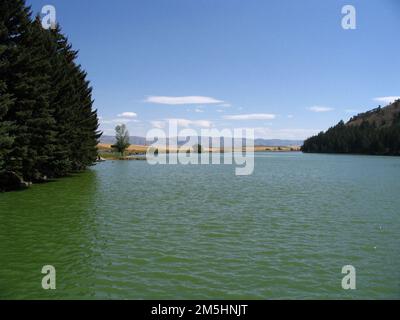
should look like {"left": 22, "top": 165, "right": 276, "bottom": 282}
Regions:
{"left": 0, "top": 0, "right": 101, "bottom": 191}
{"left": 301, "top": 100, "right": 400, "bottom": 155}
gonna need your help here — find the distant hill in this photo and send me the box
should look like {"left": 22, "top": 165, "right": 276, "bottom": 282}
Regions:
{"left": 100, "top": 135, "right": 303, "bottom": 147}
{"left": 302, "top": 100, "right": 400, "bottom": 155}
{"left": 347, "top": 101, "right": 400, "bottom": 127}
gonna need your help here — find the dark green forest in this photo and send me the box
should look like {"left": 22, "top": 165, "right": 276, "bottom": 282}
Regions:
{"left": 301, "top": 101, "right": 400, "bottom": 155}
{"left": 0, "top": 0, "right": 101, "bottom": 191}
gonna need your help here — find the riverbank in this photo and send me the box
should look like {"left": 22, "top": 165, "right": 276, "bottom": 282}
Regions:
{"left": 97, "top": 143, "right": 301, "bottom": 159}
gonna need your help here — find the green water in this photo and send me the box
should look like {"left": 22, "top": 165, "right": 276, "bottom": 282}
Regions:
{"left": 0, "top": 153, "right": 399, "bottom": 299}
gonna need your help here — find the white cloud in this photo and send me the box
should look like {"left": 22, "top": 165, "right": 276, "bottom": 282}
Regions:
{"left": 150, "top": 121, "right": 166, "bottom": 129}
{"left": 373, "top": 96, "right": 400, "bottom": 104}
{"left": 167, "top": 118, "right": 212, "bottom": 128}
{"left": 223, "top": 113, "right": 276, "bottom": 120}
{"left": 117, "top": 112, "right": 137, "bottom": 118}
{"left": 308, "top": 106, "right": 334, "bottom": 113}
{"left": 150, "top": 119, "right": 212, "bottom": 129}
{"left": 218, "top": 103, "right": 232, "bottom": 108}
{"left": 287, "top": 114, "right": 294, "bottom": 118}
{"left": 145, "top": 96, "right": 224, "bottom": 105}
{"left": 194, "top": 108, "right": 204, "bottom": 113}
{"left": 194, "top": 120, "right": 212, "bottom": 128}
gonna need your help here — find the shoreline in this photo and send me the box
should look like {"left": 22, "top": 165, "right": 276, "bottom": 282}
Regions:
{"left": 97, "top": 143, "right": 301, "bottom": 160}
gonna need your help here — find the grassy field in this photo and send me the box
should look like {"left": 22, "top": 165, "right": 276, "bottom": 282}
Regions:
{"left": 97, "top": 143, "right": 301, "bottom": 160}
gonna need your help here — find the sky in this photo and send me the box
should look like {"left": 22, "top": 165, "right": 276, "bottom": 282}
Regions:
{"left": 28, "top": 0, "right": 400, "bottom": 139}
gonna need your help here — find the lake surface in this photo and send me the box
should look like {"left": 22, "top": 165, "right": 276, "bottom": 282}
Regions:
{"left": 0, "top": 153, "right": 399, "bottom": 299}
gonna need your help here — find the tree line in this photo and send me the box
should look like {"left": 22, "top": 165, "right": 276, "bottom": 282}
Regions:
{"left": 301, "top": 103, "right": 400, "bottom": 155}
{"left": 0, "top": 0, "right": 101, "bottom": 190}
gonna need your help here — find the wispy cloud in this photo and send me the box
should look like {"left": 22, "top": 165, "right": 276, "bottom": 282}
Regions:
{"left": 150, "top": 121, "right": 166, "bottom": 129}
{"left": 194, "top": 108, "right": 204, "bottom": 113}
{"left": 117, "top": 112, "right": 137, "bottom": 118}
{"left": 308, "top": 106, "right": 334, "bottom": 113}
{"left": 373, "top": 96, "right": 400, "bottom": 104}
{"left": 151, "top": 119, "right": 213, "bottom": 129}
{"left": 223, "top": 113, "right": 276, "bottom": 120}
{"left": 145, "top": 96, "right": 224, "bottom": 105}
{"left": 167, "top": 118, "right": 212, "bottom": 128}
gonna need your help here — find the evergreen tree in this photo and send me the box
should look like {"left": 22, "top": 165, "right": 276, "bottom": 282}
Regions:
{"left": 21, "top": 18, "right": 57, "bottom": 180}
{"left": 44, "top": 26, "right": 100, "bottom": 175}
{"left": 3, "top": 15, "right": 56, "bottom": 181}
{"left": 0, "top": 22, "right": 14, "bottom": 172}
{"left": 302, "top": 101, "right": 400, "bottom": 156}
{"left": 0, "top": 0, "right": 32, "bottom": 177}
{"left": 0, "top": 0, "right": 102, "bottom": 190}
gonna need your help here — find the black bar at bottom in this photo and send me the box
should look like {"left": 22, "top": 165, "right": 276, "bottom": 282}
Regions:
{"left": 0, "top": 300, "right": 396, "bottom": 318}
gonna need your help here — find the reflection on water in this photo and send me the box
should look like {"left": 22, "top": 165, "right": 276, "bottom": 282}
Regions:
{"left": 0, "top": 153, "right": 399, "bottom": 299}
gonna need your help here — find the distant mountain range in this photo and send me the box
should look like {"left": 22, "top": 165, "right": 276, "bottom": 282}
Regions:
{"left": 100, "top": 135, "right": 147, "bottom": 145}
{"left": 253, "top": 139, "right": 303, "bottom": 147}
{"left": 100, "top": 135, "right": 303, "bottom": 147}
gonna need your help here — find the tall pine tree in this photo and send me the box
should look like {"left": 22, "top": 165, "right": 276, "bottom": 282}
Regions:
{"left": 0, "top": 23, "right": 14, "bottom": 172}
{"left": 0, "top": 0, "right": 101, "bottom": 190}
{"left": 44, "top": 26, "right": 101, "bottom": 175}
{"left": 0, "top": 0, "right": 31, "bottom": 177}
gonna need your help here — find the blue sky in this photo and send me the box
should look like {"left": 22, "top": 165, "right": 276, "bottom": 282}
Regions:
{"left": 28, "top": 0, "right": 400, "bottom": 139}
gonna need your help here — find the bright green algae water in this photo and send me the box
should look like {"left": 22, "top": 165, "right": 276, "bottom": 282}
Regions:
{"left": 0, "top": 153, "right": 399, "bottom": 299}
